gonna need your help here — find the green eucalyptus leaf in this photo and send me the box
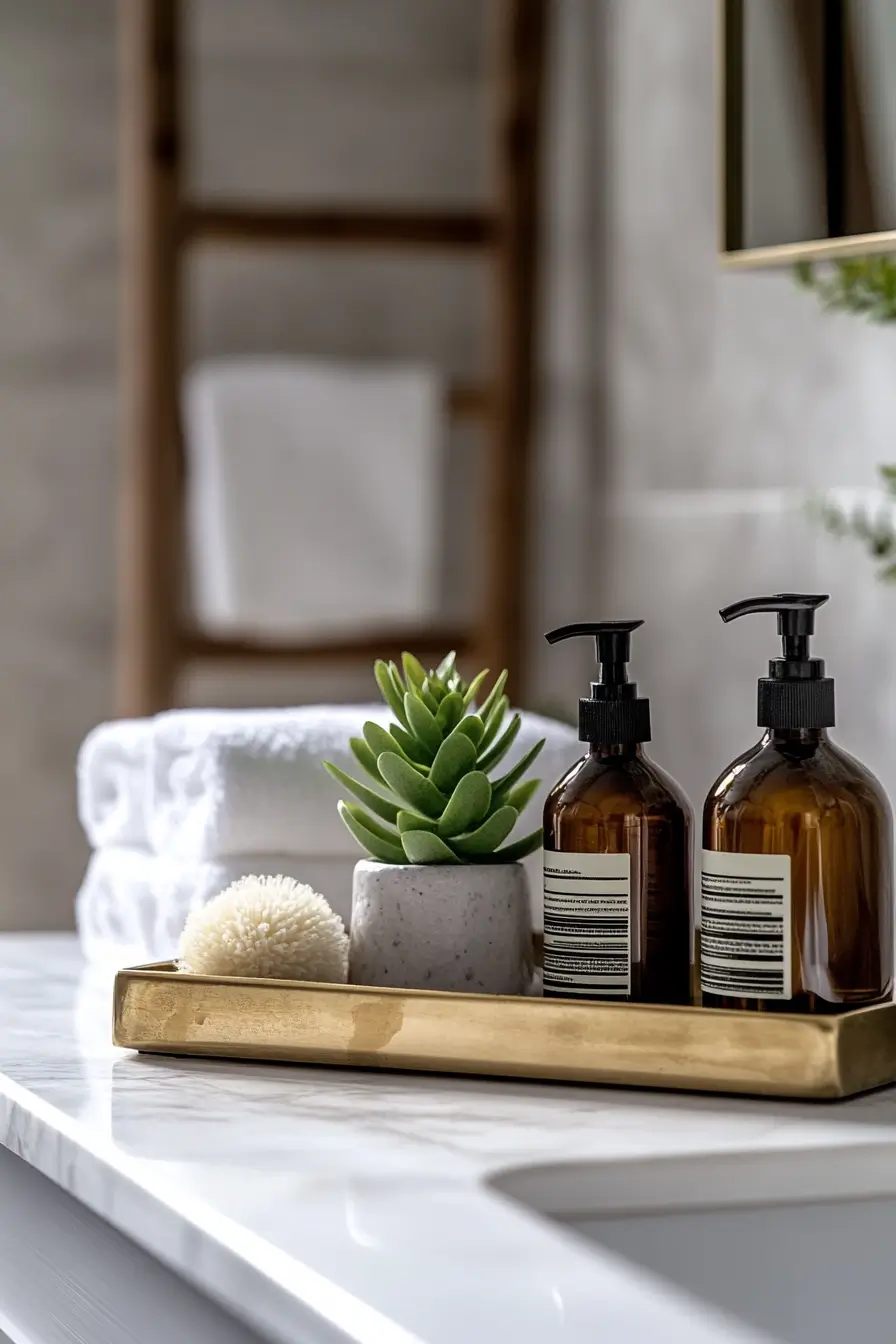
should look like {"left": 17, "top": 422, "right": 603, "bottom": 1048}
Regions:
{"left": 402, "top": 652, "right": 427, "bottom": 691}
{"left": 462, "top": 669, "right": 489, "bottom": 708}
{"left": 490, "top": 739, "right": 546, "bottom": 804}
{"left": 480, "top": 827, "right": 543, "bottom": 863}
{"left": 401, "top": 830, "right": 460, "bottom": 865}
{"left": 364, "top": 720, "right": 426, "bottom": 773}
{"left": 477, "top": 670, "right": 508, "bottom": 725}
{"left": 397, "top": 809, "right": 439, "bottom": 834}
{"left": 429, "top": 730, "right": 477, "bottom": 794}
{"left": 378, "top": 752, "right": 447, "bottom": 818}
{"left": 438, "top": 771, "right": 491, "bottom": 838}
{"left": 389, "top": 722, "right": 434, "bottom": 765}
{"left": 477, "top": 695, "right": 510, "bottom": 754}
{"left": 435, "top": 691, "right": 464, "bottom": 735}
{"left": 337, "top": 800, "right": 406, "bottom": 863}
{"left": 455, "top": 713, "right": 484, "bottom": 746}
{"left": 478, "top": 712, "right": 521, "bottom": 774}
{"left": 504, "top": 777, "right": 541, "bottom": 814}
{"left": 404, "top": 692, "right": 443, "bottom": 757}
{"left": 323, "top": 762, "right": 400, "bottom": 824}
{"left": 374, "top": 659, "right": 410, "bottom": 729}
{"left": 350, "top": 736, "right": 383, "bottom": 784}
{"left": 452, "top": 805, "right": 518, "bottom": 857}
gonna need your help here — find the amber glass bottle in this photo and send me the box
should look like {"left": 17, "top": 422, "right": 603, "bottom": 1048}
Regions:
{"left": 543, "top": 623, "right": 692, "bottom": 1005}
{"left": 701, "top": 595, "right": 893, "bottom": 1014}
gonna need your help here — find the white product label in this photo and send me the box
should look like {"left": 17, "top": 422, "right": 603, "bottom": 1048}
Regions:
{"left": 700, "top": 850, "right": 792, "bottom": 1000}
{"left": 543, "top": 853, "right": 631, "bottom": 997}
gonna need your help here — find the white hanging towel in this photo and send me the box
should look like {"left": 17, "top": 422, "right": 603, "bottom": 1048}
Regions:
{"left": 184, "top": 357, "right": 442, "bottom": 640}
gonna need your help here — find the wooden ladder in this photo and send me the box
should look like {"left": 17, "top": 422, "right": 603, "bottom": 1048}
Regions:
{"left": 118, "top": 0, "right": 547, "bottom": 716}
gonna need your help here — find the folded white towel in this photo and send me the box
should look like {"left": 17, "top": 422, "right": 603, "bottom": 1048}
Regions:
{"left": 146, "top": 705, "right": 580, "bottom": 862}
{"left": 77, "top": 719, "right": 152, "bottom": 850}
{"left": 147, "top": 704, "right": 395, "bottom": 860}
{"left": 184, "top": 357, "right": 442, "bottom": 641}
{"left": 75, "top": 847, "right": 357, "bottom": 969}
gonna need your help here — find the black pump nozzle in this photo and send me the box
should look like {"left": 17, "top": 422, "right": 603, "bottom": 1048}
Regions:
{"left": 545, "top": 621, "right": 650, "bottom": 744}
{"left": 720, "top": 593, "right": 835, "bottom": 730}
{"left": 546, "top": 620, "right": 644, "bottom": 686}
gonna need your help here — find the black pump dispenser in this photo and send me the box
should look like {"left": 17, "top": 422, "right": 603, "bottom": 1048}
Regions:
{"left": 545, "top": 622, "right": 651, "bottom": 744}
{"left": 720, "top": 593, "right": 835, "bottom": 729}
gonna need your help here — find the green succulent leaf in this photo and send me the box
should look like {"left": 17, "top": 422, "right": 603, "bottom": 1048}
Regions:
{"left": 402, "top": 652, "right": 427, "bottom": 691}
{"left": 323, "top": 761, "right": 400, "bottom": 825}
{"left": 389, "top": 722, "right": 434, "bottom": 765}
{"left": 462, "top": 669, "right": 489, "bottom": 707}
{"left": 435, "top": 690, "right": 465, "bottom": 735}
{"left": 378, "top": 752, "right": 447, "bottom": 818}
{"left": 491, "top": 739, "right": 546, "bottom": 804}
{"left": 375, "top": 659, "right": 410, "bottom": 729}
{"left": 430, "top": 730, "right": 477, "bottom": 794}
{"left": 478, "top": 695, "right": 510, "bottom": 755}
{"left": 504, "top": 777, "right": 541, "bottom": 814}
{"left": 364, "top": 720, "right": 426, "bottom": 773}
{"left": 404, "top": 692, "right": 443, "bottom": 757}
{"left": 455, "top": 713, "right": 484, "bottom": 746}
{"left": 401, "top": 830, "right": 460, "bottom": 864}
{"left": 342, "top": 802, "right": 401, "bottom": 848}
{"left": 424, "top": 674, "right": 447, "bottom": 704}
{"left": 436, "top": 650, "right": 457, "bottom": 681}
{"left": 478, "top": 712, "right": 522, "bottom": 774}
{"left": 350, "top": 736, "right": 384, "bottom": 784}
{"left": 337, "top": 800, "right": 406, "bottom": 863}
{"left": 438, "top": 770, "right": 492, "bottom": 838}
{"left": 481, "top": 827, "right": 544, "bottom": 864}
{"left": 478, "top": 670, "right": 508, "bottom": 725}
{"left": 451, "top": 805, "right": 518, "bottom": 857}
{"left": 397, "top": 809, "right": 439, "bottom": 834}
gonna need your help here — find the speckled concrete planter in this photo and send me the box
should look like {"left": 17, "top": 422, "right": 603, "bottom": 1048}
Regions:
{"left": 349, "top": 859, "right": 533, "bottom": 994}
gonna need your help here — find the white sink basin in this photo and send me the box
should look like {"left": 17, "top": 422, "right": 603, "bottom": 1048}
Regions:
{"left": 492, "top": 1144, "right": 896, "bottom": 1344}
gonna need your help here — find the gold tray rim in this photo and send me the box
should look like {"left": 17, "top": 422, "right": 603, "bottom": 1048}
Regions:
{"left": 113, "top": 962, "right": 896, "bottom": 1101}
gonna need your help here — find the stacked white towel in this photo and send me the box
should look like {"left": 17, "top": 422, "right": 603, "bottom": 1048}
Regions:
{"left": 76, "top": 705, "right": 581, "bottom": 967}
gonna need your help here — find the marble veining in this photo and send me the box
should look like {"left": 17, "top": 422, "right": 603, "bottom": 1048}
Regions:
{"left": 5, "top": 937, "right": 896, "bottom": 1343}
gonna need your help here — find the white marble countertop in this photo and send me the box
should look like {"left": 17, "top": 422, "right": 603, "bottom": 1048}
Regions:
{"left": 7, "top": 935, "right": 896, "bottom": 1343}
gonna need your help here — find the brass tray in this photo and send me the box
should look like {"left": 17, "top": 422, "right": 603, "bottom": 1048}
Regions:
{"left": 113, "top": 962, "right": 896, "bottom": 1100}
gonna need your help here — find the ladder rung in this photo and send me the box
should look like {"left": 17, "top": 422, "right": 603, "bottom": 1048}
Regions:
{"left": 182, "top": 628, "right": 474, "bottom": 666}
{"left": 447, "top": 383, "right": 493, "bottom": 419}
{"left": 182, "top": 203, "right": 498, "bottom": 251}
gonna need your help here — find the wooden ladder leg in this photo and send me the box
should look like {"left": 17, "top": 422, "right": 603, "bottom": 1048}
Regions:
{"left": 480, "top": 0, "right": 547, "bottom": 699}
{"left": 117, "top": 0, "right": 183, "bottom": 717}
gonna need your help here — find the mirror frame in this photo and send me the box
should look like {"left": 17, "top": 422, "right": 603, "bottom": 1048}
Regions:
{"left": 718, "top": 0, "right": 896, "bottom": 270}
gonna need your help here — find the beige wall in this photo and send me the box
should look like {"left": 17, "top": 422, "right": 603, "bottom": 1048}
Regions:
{"left": 0, "top": 0, "right": 594, "bottom": 927}
{"left": 5, "top": 0, "right": 896, "bottom": 929}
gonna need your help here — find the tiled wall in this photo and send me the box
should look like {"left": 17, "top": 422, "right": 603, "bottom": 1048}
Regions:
{"left": 3, "top": 0, "right": 896, "bottom": 926}
{"left": 595, "top": 0, "right": 896, "bottom": 820}
{"left": 0, "top": 0, "right": 590, "bottom": 925}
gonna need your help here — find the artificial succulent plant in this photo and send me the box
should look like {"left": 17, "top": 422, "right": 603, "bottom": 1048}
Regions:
{"left": 324, "top": 652, "right": 544, "bottom": 865}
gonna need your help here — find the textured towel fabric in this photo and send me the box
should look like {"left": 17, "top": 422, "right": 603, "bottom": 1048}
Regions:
{"left": 184, "top": 357, "right": 442, "bottom": 640}
{"left": 147, "top": 704, "right": 396, "bottom": 860}
{"left": 146, "top": 705, "right": 580, "bottom": 862}
{"left": 75, "top": 705, "right": 581, "bottom": 862}
{"left": 77, "top": 719, "right": 152, "bottom": 850}
{"left": 75, "top": 847, "right": 357, "bottom": 969}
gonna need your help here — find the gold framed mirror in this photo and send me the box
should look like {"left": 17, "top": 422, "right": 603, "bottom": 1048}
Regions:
{"left": 720, "top": 0, "right": 896, "bottom": 269}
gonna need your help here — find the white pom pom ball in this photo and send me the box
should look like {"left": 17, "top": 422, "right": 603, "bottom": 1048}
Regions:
{"left": 178, "top": 874, "right": 349, "bottom": 983}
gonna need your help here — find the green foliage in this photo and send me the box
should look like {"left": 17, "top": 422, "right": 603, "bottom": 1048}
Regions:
{"left": 795, "top": 255, "right": 896, "bottom": 322}
{"left": 809, "top": 467, "right": 896, "bottom": 582}
{"left": 324, "top": 655, "right": 544, "bottom": 866}
{"left": 797, "top": 257, "right": 896, "bottom": 576}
